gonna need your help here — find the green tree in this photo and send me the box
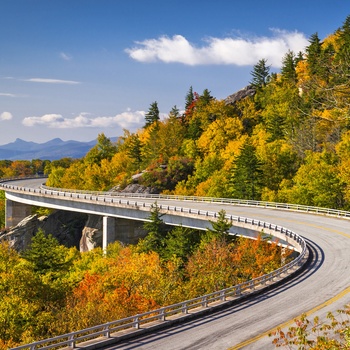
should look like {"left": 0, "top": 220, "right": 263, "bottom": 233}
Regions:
{"left": 185, "top": 86, "right": 194, "bottom": 111}
{"left": 162, "top": 226, "right": 201, "bottom": 265}
{"left": 85, "top": 133, "right": 117, "bottom": 165}
{"left": 169, "top": 105, "right": 180, "bottom": 118}
{"left": 305, "top": 32, "right": 323, "bottom": 76}
{"left": 250, "top": 58, "right": 271, "bottom": 88}
{"left": 144, "top": 101, "right": 160, "bottom": 128}
{"left": 280, "top": 50, "right": 297, "bottom": 83}
{"left": 205, "top": 209, "right": 235, "bottom": 243}
{"left": 230, "top": 139, "right": 263, "bottom": 200}
{"left": 138, "top": 203, "right": 169, "bottom": 254}
{"left": 22, "top": 229, "right": 77, "bottom": 277}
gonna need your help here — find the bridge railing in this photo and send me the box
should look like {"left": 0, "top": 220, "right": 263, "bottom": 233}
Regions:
{"left": 1, "top": 177, "right": 350, "bottom": 220}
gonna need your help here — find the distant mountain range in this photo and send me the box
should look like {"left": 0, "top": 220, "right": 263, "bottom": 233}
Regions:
{"left": 0, "top": 138, "right": 101, "bottom": 161}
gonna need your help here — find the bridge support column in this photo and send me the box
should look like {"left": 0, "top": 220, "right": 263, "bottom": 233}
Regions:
{"left": 5, "top": 199, "right": 32, "bottom": 228}
{"left": 102, "top": 216, "right": 146, "bottom": 249}
{"left": 103, "top": 216, "right": 116, "bottom": 250}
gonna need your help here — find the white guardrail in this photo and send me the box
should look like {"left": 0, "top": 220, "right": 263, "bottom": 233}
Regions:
{"left": 0, "top": 177, "right": 320, "bottom": 349}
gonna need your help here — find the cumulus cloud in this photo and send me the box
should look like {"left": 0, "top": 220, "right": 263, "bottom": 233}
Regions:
{"left": 0, "top": 112, "right": 13, "bottom": 121}
{"left": 23, "top": 78, "right": 80, "bottom": 84}
{"left": 125, "top": 29, "right": 309, "bottom": 68}
{"left": 22, "top": 110, "right": 146, "bottom": 130}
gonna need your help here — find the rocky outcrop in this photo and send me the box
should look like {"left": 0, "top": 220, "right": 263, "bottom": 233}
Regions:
{"left": 224, "top": 85, "right": 256, "bottom": 105}
{"left": 0, "top": 210, "right": 88, "bottom": 252}
{"left": 80, "top": 215, "right": 103, "bottom": 252}
{"left": 119, "top": 183, "right": 160, "bottom": 194}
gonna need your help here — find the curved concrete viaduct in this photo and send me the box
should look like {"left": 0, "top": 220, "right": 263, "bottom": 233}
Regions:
{"left": 1, "top": 178, "right": 350, "bottom": 349}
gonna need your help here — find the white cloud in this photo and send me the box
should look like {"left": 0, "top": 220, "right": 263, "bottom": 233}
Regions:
{"left": 23, "top": 78, "right": 80, "bottom": 85}
{"left": 60, "top": 52, "right": 72, "bottom": 61}
{"left": 0, "top": 93, "right": 16, "bottom": 97}
{"left": 22, "top": 110, "right": 146, "bottom": 130}
{"left": 125, "top": 29, "right": 309, "bottom": 68}
{"left": 0, "top": 112, "right": 13, "bottom": 121}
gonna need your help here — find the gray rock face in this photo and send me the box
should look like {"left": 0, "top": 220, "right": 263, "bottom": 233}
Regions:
{"left": 0, "top": 210, "right": 88, "bottom": 252}
{"left": 224, "top": 85, "right": 256, "bottom": 105}
{"left": 119, "top": 183, "right": 160, "bottom": 194}
{"left": 80, "top": 215, "right": 103, "bottom": 252}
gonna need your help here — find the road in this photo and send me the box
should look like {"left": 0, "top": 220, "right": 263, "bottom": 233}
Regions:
{"left": 2, "top": 178, "right": 350, "bottom": 349}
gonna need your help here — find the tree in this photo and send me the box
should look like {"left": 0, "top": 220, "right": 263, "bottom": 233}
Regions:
{"left": 281, "top": 50, "right": 297, "bottom": 83}
{"left": 230, "top": 139, "right": 263, "bottom": 200}
{"left": 206, "top": 209, "right": 234, "bottom": 242}
{"left": 169, "top": 105, "right": 180, "bottom": 118}
{"left": 250, "top": 58, "right": 271, "bottom": 88}
{"left": 144, "top": 101, "right": 160, "bottom": 128}
{"left": 305, "top": 32, "right": 323, "bottom": 76}
{"left": 22, "top": 229, "right": 77, "bottom": 277}
{"left": 185, "top": 86, "right": 194, "bottom": 111}
{"left": 85, "top": 133, "right": 117, "bottom": 165}
{"left": 138, "top": 203, "right": 169, "bottom": 254}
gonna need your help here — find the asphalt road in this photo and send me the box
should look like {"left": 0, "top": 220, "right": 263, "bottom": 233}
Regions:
{"left": 3, "top": 179, "right": 350, "bottom": 349}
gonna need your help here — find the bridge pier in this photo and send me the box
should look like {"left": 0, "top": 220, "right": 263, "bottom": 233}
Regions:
{"left": 5, "top": 198, "right": 32, "bottom": 228}
{"left": 103, "top": 216, "right": 146, "bottom": 250}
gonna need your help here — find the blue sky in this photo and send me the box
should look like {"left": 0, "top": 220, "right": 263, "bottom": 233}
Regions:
{"left": 0, "top": 0, "right": 349, "bottom": 145}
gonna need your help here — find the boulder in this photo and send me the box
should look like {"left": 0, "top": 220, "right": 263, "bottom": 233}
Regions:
{"left": 224, "top": 85, "right": 256, "bottom": 105}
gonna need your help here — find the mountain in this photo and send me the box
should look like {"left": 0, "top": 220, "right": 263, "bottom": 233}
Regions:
{"left": 0, "top": 138, "right": 99, "bottom": 160}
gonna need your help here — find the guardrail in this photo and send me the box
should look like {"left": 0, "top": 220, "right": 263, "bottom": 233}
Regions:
{"left": 1, "top": 177, "right": 309, "bottom": 350}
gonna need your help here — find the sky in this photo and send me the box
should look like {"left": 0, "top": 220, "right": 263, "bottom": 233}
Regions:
{"left": 0, "top": 0, "right": 349, "bottom": 145}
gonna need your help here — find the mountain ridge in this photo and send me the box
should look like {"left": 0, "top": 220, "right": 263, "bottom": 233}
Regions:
{"left": 0, "top": 137, "right": 110, "bottom": 161}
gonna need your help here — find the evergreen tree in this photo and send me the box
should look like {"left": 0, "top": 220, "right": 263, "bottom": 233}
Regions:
{"left": 199, "top": 89, "right": 214, "bottom": 105}
{"left": 140, "top": 203, "right": 169, "bottom": 254}
{"left": 334, "top": 15, "right": 350, "bottom": 82}
{"left": 169, "top": 105, "right": 180, "bottom": 118}
{"left": 250, "top": 58, "right": 271, "bottom": 88}
{"left": 206, "top": 209, "right": 236, "bottom": 243}
{"left": 127, "top": 133, "right": 142, "bottom": 166}
{"left": 281, "top": 50, "right": 297, "bottom": 83}
{"left": 305, "top": 32, "right": 322, "bottom": 75}
{"left": 144, "top": 101, "right": 160, "bottom": 128}
{"left": 22, "top": 229, "right": 76, "bottom": 276}
{"left": 185, "top": 86, "right": 194, "bottom": 110}
{"left": 230, "top": 140, "right": 263, "bottom": 200}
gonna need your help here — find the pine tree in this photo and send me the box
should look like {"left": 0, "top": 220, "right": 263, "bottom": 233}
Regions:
{"left": 305, "top": 32, "right": 322, "bottom": 75}
{"left": 185, "top": 86, "right": 194, "bottom": 110}
{"left": 144, "top": 101, "right": 160, "bottom": 128}
{"left": 169, "top": 105, "right": 180, "bottom": 118}
{"left": 281, "top": 50, "right": 297, "bottom": 83}
{"left": 140, "top": 203, "right": 169, "bottom": 254}
{"left": 199, "top": 89, "right": 214, "bottom": 105}
{"left": 207, "top": 209, "right": 236, "bottom": 242}
{"left": 230, "top": 140, "right": 263, "bottom": 200}
{"left": 250, "top": 58, "right": 271, "bottom": 88}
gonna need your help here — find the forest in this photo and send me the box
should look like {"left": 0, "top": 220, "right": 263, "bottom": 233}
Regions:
{"left": 1, "top": 14, "right": 350, "bottom": 349}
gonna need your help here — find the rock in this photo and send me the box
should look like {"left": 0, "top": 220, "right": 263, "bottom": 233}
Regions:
{"left": 80, "top": 215, "right": 103, "bottom": 252}
{"left": 0, "top": 210, "right": 88, "bottom": 252}
{"left": 224, "top": 85, "right": 256, "bottom": 105}
{"left": 119, "top": 183, "right": 160, "bottom": 194}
